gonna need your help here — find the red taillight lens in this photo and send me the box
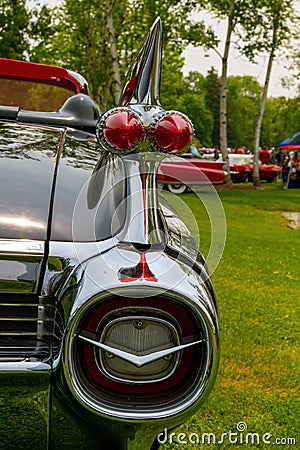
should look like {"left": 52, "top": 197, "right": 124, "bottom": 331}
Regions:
{"left": 150, "top": 112, "right": 194, "bottom": 154}
{"left": 98, "top": 108, "right": 145, "bottom": 152}
{"left": 97, "top": 107, "right": 194, "bottom": 155}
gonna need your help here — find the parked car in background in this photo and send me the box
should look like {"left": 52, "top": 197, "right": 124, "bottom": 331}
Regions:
{"left": 158, "top": 157, "right": 226, "bottom": 193}
{"left": 223, "top": 154, "right": 253, "bottom": 183}
{"left": 218, "top": 154, "right": 280, "bottom": 183}
{"left": 256, "top": 161, "right": 281, "bottom": 182}
{"left": 198, "top": 147, "right": 216, "bottom": 159}
{"left": 0, "top": 18, "right": 219, "bottom": 450}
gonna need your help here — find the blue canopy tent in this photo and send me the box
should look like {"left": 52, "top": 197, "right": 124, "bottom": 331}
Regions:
{"left": 279, "top": 132, "right": 300, "bottom": 188}
{"left": 279, "top": 131, "right": 300, "bottom": 149}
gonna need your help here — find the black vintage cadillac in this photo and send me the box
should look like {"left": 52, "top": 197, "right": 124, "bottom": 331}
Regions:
{"left": 0, "top": 18, "right": 219, "bottom": 450}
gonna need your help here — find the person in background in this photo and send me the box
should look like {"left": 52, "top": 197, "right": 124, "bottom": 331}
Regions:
{"left": 213, "top": 145, "right": 219, "bottom": 160}
{"left": 275, "top": 148, "right": 285, "bottom": 166}
{"left": 285, "top": 151, "right": 300, "bottom": 187}
{"left": 259, "top": 146, "right": 270, "bottom": 164}
{"left": 269, "top": 147, "right": 276, "bottom": 164}
{"left": 292, "top": 150, "right": 300, "bottom": 169}
{"left": 190, "top": 143, "right": 200, "bottom": 158}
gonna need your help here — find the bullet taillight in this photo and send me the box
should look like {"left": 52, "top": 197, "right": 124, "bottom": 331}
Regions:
{"left": 97, "top": 108, "right": 145, "bottom": 153}
{"left": 97, "top": 108, "right": 194, "bottom": 155}
{"left": 149, "top": 111, "right": 194, "bottom": 154}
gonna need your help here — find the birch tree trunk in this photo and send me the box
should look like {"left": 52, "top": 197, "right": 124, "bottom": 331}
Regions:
{"left": 219, "top": 0, "right": 235, "bottom": 184}
{"left": 105, "top": 0, "right": 121, "bottom": 105}
{"left": 253, "top": 29, "right": 276, "bottom": 187}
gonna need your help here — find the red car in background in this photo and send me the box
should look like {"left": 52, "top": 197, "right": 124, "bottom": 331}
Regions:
{"left": 256, "top": 162, "right": 281, "bottom": 182}
{"left": 220, "top": 154, "right": 280, "bottom": 183}
{"left": 158, "top": 152, "right": 280, "bottom": 194}
{"left": 158, "top": 157, "right": 226, "bottom": 193}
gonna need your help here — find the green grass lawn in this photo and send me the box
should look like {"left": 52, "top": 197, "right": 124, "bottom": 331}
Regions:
{"left": 162, "top": 183, "right": 300, "bottom": 449}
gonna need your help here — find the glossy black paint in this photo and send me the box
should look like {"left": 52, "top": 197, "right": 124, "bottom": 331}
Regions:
{"left": 0, "top": 123, "right": 127, "bottom": 243}
{"left": 0, "top": 369, "right": 50, "bottom": 450}
{"left": 51, "top": 149, "right": 127, "bottom": 242}
{"left": 0, "top": 255, "right": 43, "bottom": 293}
{"left": 0, "top": 124, "right": 60, "bottom": 240}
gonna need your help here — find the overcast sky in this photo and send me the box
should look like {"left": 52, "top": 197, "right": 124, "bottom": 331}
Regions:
{"left": 183, "top": 44, "right": 294, "bottom": 99}
{"left": 38, "top": 0, "right": 295, "bottom": 98}
{"left": 182, "top": 12, "right": 296, "bottom": 99}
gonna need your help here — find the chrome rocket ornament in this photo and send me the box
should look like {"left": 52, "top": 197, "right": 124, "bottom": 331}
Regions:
{"left": 119, "top": 16, "right": 163, "bottom": 106}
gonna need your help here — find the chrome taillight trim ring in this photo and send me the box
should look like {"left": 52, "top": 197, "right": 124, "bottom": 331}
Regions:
{"left": 63, "top": 287, "right": 219, "bottom": 421}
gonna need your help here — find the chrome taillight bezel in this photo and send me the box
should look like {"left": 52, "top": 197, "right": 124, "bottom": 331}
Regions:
{"left": 63, "top": 288, "right": 218, "bottom": 421}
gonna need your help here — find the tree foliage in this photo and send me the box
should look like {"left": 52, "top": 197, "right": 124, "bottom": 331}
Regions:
{"left": 186, "top": 0, "right": 298, "bottom": 184}
{"left": 241, "top": 0, "right": 295, "bottom": 185}
{"left": 0, "top": 0, "right": 30, "bottom": 59}
{"left": 186, "top": 0, "right": 267, "bottom": 182}
{"left": 205, "top": 67, "right": 220, "bottom": 147}
{"left": 28, "top": 0, "right": 203, "bottom": 112}
{"left": 227, "top": 75, "right": 261, "bottom": 149}
{"left": 28, "top": 4, "right": 59, "bottom": 63}
{"left": 0, "top": 1, "right": 56, "bottom": 61}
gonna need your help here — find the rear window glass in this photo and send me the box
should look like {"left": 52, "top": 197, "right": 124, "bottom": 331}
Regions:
{"left": 0, "top": 79, "right": 73, "bottom": 111}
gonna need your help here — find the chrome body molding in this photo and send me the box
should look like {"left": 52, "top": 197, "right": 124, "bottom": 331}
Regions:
{"left": 0, "top": 239, "right": 44, "bottom": 254}
{"left": 0, "top": 360, "right": 51, "bottom": 371}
